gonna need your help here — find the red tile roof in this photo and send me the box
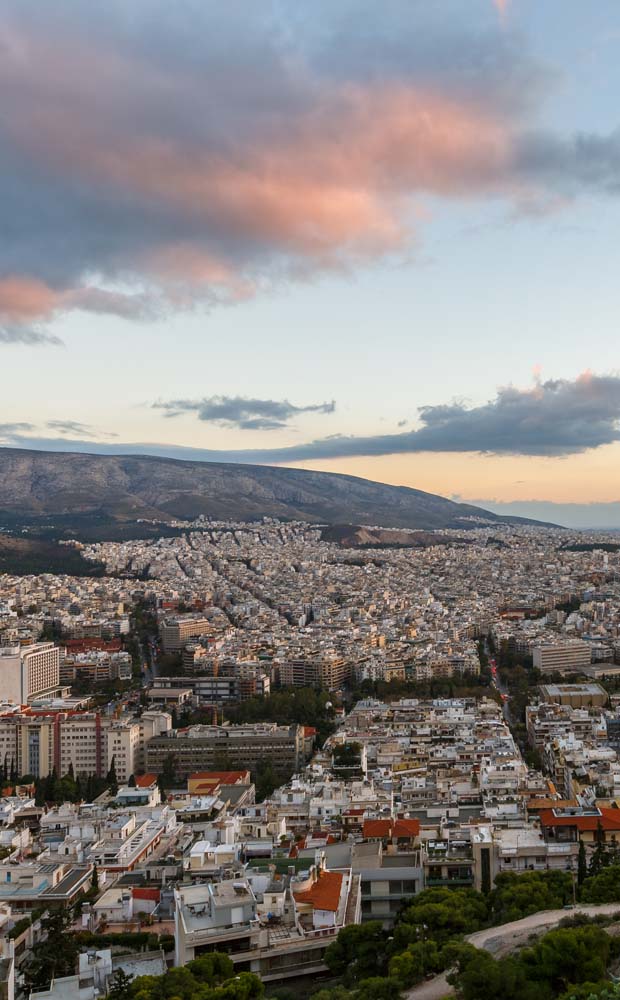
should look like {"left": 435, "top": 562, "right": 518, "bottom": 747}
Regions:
{"left": 539, "top": 807, "right": 620, "bottom": 833}
{"left": 363, "top": 818, "right": 420, "bottom": 839}
{"left": 188, "top": 770, "right": 250, "bottom": 784}
{"left": 293, "top": 870, "right": 343, "bottom": 913}
{"left": 135, "top": 773, "right": 158, "bottom": 788}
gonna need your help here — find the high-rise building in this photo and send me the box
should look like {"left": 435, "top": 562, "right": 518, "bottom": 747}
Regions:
{"left": 0, "top": 643, "right": 61, "bottom": 703}
{"left": 160, "top": 616, "right": 212, "bottom": 653}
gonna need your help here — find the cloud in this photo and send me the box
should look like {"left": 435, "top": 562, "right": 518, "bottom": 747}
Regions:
{"left": 0, "top": 420, "right": 117, "bottom": 443}
{"left": 46, "top": 420, "right": 94, "bottom": 437}
{"left": 153, "top": 395, "right": 336, "bottom": 430}
{"left": 0, "top": 1, "right": 619, "bottom": 336}
{"left": 4, "top": 372, "right": 620, "bottom": 464}
{"left": 0, "top": 423, "right": 35, "bottom": 436}
{"left": 0, "top": 325, "right": 62, "bottom": 346}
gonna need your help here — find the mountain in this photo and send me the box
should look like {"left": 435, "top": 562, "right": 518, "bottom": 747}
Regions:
{"left": 0, "top": 447, "right": 554, "bottom": 533}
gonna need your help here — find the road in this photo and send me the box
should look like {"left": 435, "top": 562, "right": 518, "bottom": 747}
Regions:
{"left": 405, "top": 903, "right": 620, "bottom": 1000}
{"left": 487, "top": 650, "right": 514, "bottom": 726}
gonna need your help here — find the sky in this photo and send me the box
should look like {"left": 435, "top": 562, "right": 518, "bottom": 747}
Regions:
{"left": 1, "top": 1, "right": 620, "bottom": 527}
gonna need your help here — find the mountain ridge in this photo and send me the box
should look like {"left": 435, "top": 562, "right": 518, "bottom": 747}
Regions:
{"left": 0, "top": 447, "right": 557, "bottom": 531}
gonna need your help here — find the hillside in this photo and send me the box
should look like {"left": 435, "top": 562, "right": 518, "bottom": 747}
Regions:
{"left": 320, "top": 524, "right": 470, "bottom": 548}
{"left": 0, "top": 447, "right": 553, "bottom": 535}
{"left": 0, "top": 536, "right": 105, "bottom": 576}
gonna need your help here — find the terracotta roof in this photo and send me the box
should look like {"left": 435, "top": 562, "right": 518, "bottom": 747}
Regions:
{"left": 293, "top": 870, "right": 343, "bottom": 912}
{"left": 188, "top": 770, "right": 250, "bottom": 784}
{"left": 135, "top": 773, "right": 158, "bottom": 788}
{"left": 303, "top": 727, "right": 317, "bottom": 736}
{"left": 132, "top": 887, "right": 160, "bottom": 901}
{"left": 527, "top": 798, "right": 577, "bottom": 811}
{"left": 193, "top": 781, "right": 222, "bottom": 793}
{"left": 363, "top": 818, "right": 420, "bottom": 839}
{"left": 539, "top": 807, "right": 620, "bottom": 833}
{"left": 299, "top": 833, "right": 336, "bottom": 849}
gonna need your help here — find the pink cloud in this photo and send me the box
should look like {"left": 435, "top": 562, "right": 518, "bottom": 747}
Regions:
{"left": 0, "top": 5, "right": 608, "bottom": 333}
{"left": 0, "top": 277, "right": 59, "bottom": 322}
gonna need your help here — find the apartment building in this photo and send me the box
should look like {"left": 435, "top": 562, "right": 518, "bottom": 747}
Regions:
{"left": 146, "top": 723, "right": 304, "bottom": 780}
{"left": 154, "top": 667, "right": 269, "bottom": 704}
{"left": 532, "top": 641, "right": 592, "bottom": 674}
{"left": 278, "top": 655, "right": 350, "bottom": 691}
{"left": 0, "top": 644, "right": 61, "bottom": 703}
{"left": 174, "top": 859, "right": 361, "bottom": 982}
{"left": 160, "top": 617, "right": 212, "bottom": 653}
{"left": 59, "top": 651, "right": 132, "bottom": 685}
{"left": 0, "top": 710, "right": 171, "bottom": 780}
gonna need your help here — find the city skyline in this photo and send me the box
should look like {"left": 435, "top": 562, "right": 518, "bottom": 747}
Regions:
{"left": 2, "top": 1, "right": 620, "bottom": 526}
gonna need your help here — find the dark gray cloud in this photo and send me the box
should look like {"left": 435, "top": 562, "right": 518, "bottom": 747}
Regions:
{"left": 0, "top": 420, "right": 116, "bottom": 442}
{"left": 46, "top": 420, "right": 94, "bottom": 437}
{"left": 1, "top": 1, "right": 620, "bottom": 335}
{"left": 0, "top": 325, "right": 62, "bottom": 346}
{"left": 0, "top": 423, "right": 35, "bottom": 436}
{"left": 4, "top": 373, "right": 620, "bottom": 463}
{"left": 153, "top": 395, "right": 336, "bottom": 430}
{"left": 516, "top": 128, "right": 620, "bottom": 196}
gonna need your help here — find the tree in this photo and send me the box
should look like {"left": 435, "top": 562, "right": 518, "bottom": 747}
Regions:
{"left": 106, "top": 756, "right": 118, "bottom": 796}
{"left": 393, "top": 888, "right": 489, "bottom": 950}
{"left": 130, "top": 961, "right": 263, "bottom": 1000}
{"left": 489, "top": 870, "right": 572, "bottom": 924}
{"left": 324, "top": 921, "right": 388, "bottom": 984}
{"left": 578, "top": 840, "right": 588, "bottom": 887}
{"left": 108, "top": 969, "right": 133, "bottom": 1000}
{"left": 254, "top": 760, "right": 278, "bottom": 802}
{"left": 449, "top": 948, "right": 521, "bottom": 1000}
{"left": 589, "top": 823, "right": 606, "bottom": 878}
{"left": 521, "top": 924, "right": 611, "bottom": 994}
{"left": 581, "top": 863, "right": 620, "bottom": 903}
{"left": 309, "top": 990, "right": 352, "bottom": 1000}
{"left": 128, "top": 773, "right": 136, "bottom": 787}
{"left": 187, "top": 953, "right": 234, "bottom": 984}
{"left": 389, "top": 940, "right": 442, "bottom": 987}
{"left": 91, "top": 864, "right": 99, "bottom": 891}
{"left": 158, "top": 753, "right": 177, "bottom": 796}
{"left": 558, "top": 984, "right": 620, "bottom": 1000}
{"left": 356, "top": 977, "right": 402, "bottom": 1000}
{"left": 23, "top": 906, "right": 78, "bottom": 990}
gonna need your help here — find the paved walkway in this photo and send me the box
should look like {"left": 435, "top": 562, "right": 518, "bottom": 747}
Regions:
{"left": 405, "top": 903, "right": 620, "bottom": 1000}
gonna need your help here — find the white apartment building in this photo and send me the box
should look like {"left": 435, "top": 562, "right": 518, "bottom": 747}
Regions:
{"left": 532, "top": 641, "right": 592, "bottom": 674}
{"left": 0, "top": 644, "right": 61, "bottom": 703}
{"left": 0, "top": 710, "right": 172, "bottom": 780}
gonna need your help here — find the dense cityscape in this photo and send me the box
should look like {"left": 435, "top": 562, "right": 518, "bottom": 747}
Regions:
{"left": 3, "top": 1, "right": 620, "bottom": 998}
{"left": 1, "top": 520, "right": 620, "bottom": 997}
